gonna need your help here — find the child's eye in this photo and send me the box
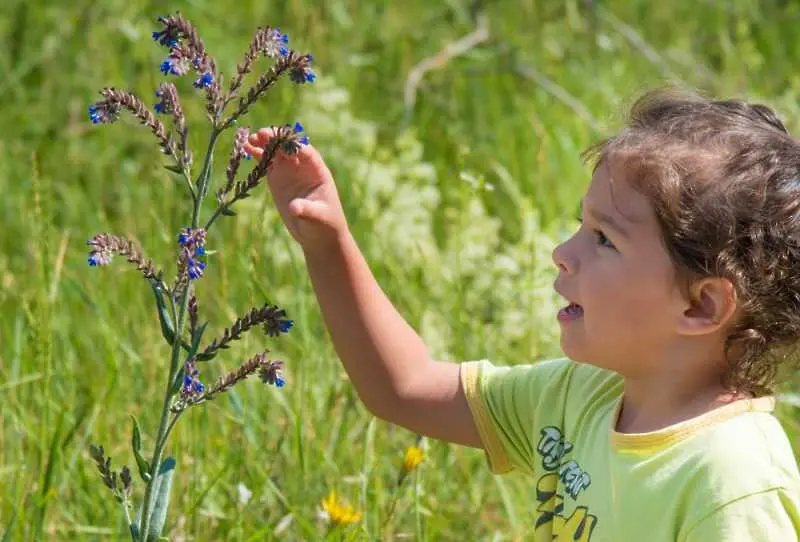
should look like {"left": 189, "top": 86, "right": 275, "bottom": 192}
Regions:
{"left": 577, "top": 215, "right": 616, "bottom": 250}
{"left": 593, "top": 229, "right": 615, "bottom": 249}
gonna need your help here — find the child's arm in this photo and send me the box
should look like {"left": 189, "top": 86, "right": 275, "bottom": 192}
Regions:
{"left": 245, "top": 130, "right": 482, "bottom": 448}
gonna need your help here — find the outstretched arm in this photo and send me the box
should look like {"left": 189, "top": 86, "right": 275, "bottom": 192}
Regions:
{"left": 245, "top": 130, "right": 481, "bottom": 448}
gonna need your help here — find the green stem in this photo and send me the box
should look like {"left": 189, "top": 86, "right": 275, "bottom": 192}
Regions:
{"left": 139, "top": 129, "right": 218, "bottom": 540}
{"left": 122, "top": 500, "right": 136, "bottom": 541}
{"left": 197, "top": 130, "right": 220, "bottom": 204}
{"left": 182, "top": 167, "right": 197, "bottom": 204}
{"left": 139, "top": 289, "right": 191, "bottom": 540}
{"left": 203, "top": 203, "right": 226, "bottom": 231}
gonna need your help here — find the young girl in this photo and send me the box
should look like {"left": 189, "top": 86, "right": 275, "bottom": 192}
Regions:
{"left": 244, "top": 89, "right": 800, "bottom": 541}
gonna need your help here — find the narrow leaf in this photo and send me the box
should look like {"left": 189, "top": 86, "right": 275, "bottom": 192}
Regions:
{"left": 163, "top": 164, "right": 183, "bottom": 174}
{"left": 147, "top": 457, "right": 177, "bottom": 541}
{"left": 151, "top": 283, "right": 176, "bottom": 346}
{"left": 130, "top": 415, "right": 152, "bottom": 482}
{"left": 171, "top": 368, "right": 185, "bottom": 395}
{"left": 221, "top": 207, "right": 237, "bottom": 216}
{"left": 151, "top": 282, "right": 192, "bottom": 352}
{"left": 188, "top": 322, "right": 209, "bottom": 359}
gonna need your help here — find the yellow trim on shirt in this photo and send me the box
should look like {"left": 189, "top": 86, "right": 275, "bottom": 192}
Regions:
{"left": 611, "top": 395, "right": 776, "bottom": 452}
{"left": 460, "top": 361, "right": 512, "bottom": 474}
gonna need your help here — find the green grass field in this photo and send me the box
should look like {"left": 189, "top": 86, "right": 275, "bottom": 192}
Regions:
{"left": 2, "top": 0, "right": 800, "bottom": 539}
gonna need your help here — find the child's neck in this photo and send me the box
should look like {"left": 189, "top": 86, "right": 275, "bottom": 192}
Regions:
{"left": 616, "top": 376, "right": 747, "bottom": 434}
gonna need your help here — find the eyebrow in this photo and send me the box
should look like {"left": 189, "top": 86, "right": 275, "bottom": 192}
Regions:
{"left": 579, "top": 199, "right": 630, "bottom": 239}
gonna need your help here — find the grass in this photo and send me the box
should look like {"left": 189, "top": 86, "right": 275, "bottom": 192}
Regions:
{"left": 2, "top": 0, "right": 800, "bottom": 539}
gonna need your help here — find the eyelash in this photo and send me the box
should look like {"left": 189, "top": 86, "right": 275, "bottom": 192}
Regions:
{"left": 576, "top": 216, "right": 616, "bottom": 249}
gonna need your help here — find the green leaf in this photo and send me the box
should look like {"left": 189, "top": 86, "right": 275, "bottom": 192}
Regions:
{"left": 221, "top": 207, "right": 237, "bottom": 216}
{"left": 147, "top": 457, "right": 176, "bottom": 541}
{"left": 151, "top": 283, "right": 192, "bottom": 353}
{"left": 130, "top": 415, "right": 151, "bottom": 483}
{"left": 171, "top": 368, "right": 185, "bottom": 395}
{"left": 151, "top": 283, "right": 176, "bottom": 346}
{"left": 163, "top": 164, "right": 183, "bottom": 175}
{"left": 188, "top": 322, "right": 208, "bottom": 359}
{"left": 194, "top": 351, "right": 215, "bottom": 362}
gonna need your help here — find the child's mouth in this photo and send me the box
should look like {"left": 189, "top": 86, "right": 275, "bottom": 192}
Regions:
{"left": 557, "top": 302, "right": 584, "bottom": 323}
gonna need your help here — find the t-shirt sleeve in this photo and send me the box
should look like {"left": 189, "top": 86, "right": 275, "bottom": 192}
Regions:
{"left": 460, "top": 358, "right": 577, "bottom": 476}
{"left": 682, "top": 488, "right": 800, "bottom": 542}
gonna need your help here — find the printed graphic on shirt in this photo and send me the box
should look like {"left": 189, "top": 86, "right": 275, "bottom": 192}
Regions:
{"left": 534, "top": 426, "right": 597, "bottom": 541}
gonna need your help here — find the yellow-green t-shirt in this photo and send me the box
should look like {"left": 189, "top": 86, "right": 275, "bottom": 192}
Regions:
{"left": 460, "top": 358, "right": 800, "bottom": 541}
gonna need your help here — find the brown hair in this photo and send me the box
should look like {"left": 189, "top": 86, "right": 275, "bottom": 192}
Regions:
{"left": 584, "top": 88, "right": 800, "bottom": 396}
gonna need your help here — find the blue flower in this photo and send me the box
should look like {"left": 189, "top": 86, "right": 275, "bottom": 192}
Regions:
{"left": 187, "top": 258, "right": 206, "bottom": 280}
{"left": 152, "top": 30, "right": 178, "bottom": 48}
{"left": 88, "top": 105, "right": 100, "bottom": 124}
{"left": 279, "top": 46, "right": 289, "bottom": 57}
{"left": 291, "top": 122, "right": 310, "bottom": 146}
{"left": 180, "top": 360, "right": 205, "bottom": 399}
{"left": 289, "top": 66, "right": 316, "bottom": 84}
{"left": 258, "top": 360, "right": 286, "bottom": 387}
{"left": 279, "top": 319, "right": 294, "bottom": 333}
{"left": 88, "top": 103, "right": 120, "bottom": 125}
{"left": 193, "top": 72, "right": 214, "bottom": 89}
{"left": 194, "top": 246, "right": 206, "bottom": 257}
{"left": 160, "top": 59, "right": 179, "bottom": 75}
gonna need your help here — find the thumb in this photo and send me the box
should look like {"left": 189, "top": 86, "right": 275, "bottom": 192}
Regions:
{"left": 288, "top": 198, "right": 327, "bottom": 222}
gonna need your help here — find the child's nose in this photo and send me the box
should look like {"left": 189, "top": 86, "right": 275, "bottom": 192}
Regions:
{"left": 552, "top": 241, "right": 577, "bottom": 274}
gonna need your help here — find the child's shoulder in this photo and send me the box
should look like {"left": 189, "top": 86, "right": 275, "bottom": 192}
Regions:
{"left": 682, "top": 401, "right": 799, "bottom": 498}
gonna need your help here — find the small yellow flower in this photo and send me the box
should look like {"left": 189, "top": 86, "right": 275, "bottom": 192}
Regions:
{"left": 321, "top": 490, "right": 362, "bottom": 526}
{"left": 401, "top": 446, "right": 425, "bottom": 474}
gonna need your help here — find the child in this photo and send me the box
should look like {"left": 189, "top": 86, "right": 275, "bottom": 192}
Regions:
{"left": 245, "top": 89, "right": 800, "bottom": 541}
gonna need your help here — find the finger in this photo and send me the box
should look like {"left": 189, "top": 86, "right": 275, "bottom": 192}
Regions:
{"left": 252, "top": 127, "right": 277, "bottom": 146}
{"left": 243, "top": 141, "right": 263, "bottom": 158}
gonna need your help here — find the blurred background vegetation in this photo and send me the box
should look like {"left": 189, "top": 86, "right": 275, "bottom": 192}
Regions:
{"left": 2, "top": 0, "right": 800, "bottom": 539}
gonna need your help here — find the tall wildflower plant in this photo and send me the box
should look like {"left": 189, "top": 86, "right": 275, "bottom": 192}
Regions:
{"left": 86, "top": 13, "right": 315, "bottom": 541}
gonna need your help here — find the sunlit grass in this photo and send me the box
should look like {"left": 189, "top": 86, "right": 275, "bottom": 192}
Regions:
{"left": 2, "top": 0, "right": 800, "bottom": 539}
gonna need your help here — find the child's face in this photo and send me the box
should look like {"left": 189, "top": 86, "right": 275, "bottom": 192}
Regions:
{"left": 552, "top": 160, "right": 686, "bottom": 377}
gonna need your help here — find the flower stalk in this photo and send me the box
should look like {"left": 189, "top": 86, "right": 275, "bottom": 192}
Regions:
{"left": 86, "top": 11, "right": 315, "bottom": 540}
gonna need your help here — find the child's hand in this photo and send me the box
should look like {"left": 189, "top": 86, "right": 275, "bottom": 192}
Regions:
{"left": 244, "top": 128, "right": 348, "bottom": 251}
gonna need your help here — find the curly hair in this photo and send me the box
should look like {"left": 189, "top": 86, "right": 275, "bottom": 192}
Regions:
{"left": 584, "top": 88, "right": 800, "bottom": 397}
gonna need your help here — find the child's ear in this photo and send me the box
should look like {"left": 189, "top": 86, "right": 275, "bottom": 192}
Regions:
{"left": 676, "top": 277, "right": 737, "bottom": 336}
